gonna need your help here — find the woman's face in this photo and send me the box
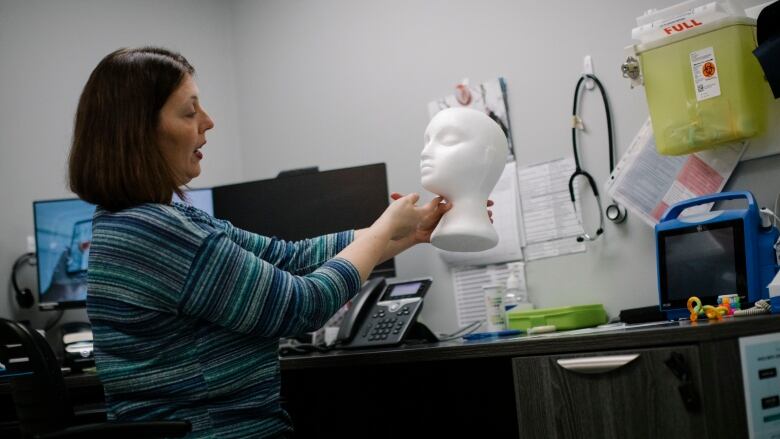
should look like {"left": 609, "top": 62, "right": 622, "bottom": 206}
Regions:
{"left": 158, "top": 74, "right": 214, "bottom": 186}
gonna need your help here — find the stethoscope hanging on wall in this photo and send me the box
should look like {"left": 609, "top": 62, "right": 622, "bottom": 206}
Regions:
{"left": 568, "top": 74, "right": 627, "bottom": 243}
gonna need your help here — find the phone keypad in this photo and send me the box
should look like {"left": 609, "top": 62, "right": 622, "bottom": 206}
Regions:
{"left": 345, "top": 295, "right": 427, "bottom": 348}
{"left": 367, "top": 316, "right": 406, "bottom": 341}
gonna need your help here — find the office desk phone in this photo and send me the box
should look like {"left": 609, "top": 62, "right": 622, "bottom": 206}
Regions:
{"left": 337, "top": 277, "right": 432, "bottom": 349}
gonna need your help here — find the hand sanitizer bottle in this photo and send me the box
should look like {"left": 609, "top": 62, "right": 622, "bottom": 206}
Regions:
{"left": 504, "top": 270, "right": 520, "bottom": 315}
{"left": 504, "top": 270, "right": 521, "bottom": 327}
{"left": 504, "top": 269, "right": 532, "bottom": 325}
{"left": 483, "top": 285, "right": 506, "bottom": 331}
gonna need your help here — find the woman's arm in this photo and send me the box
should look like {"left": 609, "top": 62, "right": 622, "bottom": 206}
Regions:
{"left": 217, "top": 219, "right": 353, "bottom": 276}
{"left": 179, "top": 194, "right": 427, "bottom": 337}
{"left": 181, "top": 231, "right": 362, "bottom": 338}
{"left": 354, "top": 195, "right": 461, "bottom": 263}
{"left": 354, "top": 229, "right": 416, "bottom": 264}
{"left": 334, "top": 193, "right": 426, "bottom": 281}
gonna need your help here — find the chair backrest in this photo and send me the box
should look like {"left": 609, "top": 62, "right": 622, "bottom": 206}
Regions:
{"left": 0, "top": 318, "right": 73, "bottom": 437}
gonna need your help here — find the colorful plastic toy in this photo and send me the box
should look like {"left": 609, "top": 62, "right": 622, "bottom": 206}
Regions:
{"left": 687, "top": 296, "right": 730, "bottom": 322}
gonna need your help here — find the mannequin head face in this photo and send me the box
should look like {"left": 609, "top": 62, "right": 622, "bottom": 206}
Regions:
{"left": 420, "top": 107, "right": 507, "bottom": 200}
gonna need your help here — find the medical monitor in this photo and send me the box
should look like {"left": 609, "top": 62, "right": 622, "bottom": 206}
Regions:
{"left": 657, "top": 219, "right": 748, "bottom": 310}
{"left": 213, "top": 163, "right": 395, "bottom": 278}
{"left": 655, "top": 191, "right": 780, "bottom": 320}
{"left": 33, "top": 198, "right": 97, "bottom": 309}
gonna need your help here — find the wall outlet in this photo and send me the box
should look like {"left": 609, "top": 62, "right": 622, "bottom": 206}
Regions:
{"left": 26, "top": 235, "right": 35, "bottom": 253}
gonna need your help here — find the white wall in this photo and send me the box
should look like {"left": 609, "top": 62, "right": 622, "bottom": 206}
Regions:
{"left": 0, "top": 0, "right": 243, "bottom": 324}
{"left": 2, "top": 0, "right": 778, "bottom": 335}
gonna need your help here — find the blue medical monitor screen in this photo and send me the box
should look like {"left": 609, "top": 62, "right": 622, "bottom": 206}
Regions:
{"left": 33, "top": 198, "right": 96, "bottom": 307}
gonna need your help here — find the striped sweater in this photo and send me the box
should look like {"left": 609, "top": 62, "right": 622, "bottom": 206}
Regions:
{"left": 86, "top": 202, "right": 360, "bottom": 438}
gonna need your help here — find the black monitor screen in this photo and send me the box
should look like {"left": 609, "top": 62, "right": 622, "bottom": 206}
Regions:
{"left": 213, "top": 163, "right": 395, "bottom": 277}
{"left": 658, "top": 219, "right": 747, "bottom": 308}
{"left": 33, "top": 198, "right": 96, "bottom": 307}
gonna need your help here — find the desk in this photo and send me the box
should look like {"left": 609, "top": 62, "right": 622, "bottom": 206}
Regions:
{"left": 3, "top": 316, "right": 779, "bottom": 438}
{"left": 280, "top": 316, "right": 780, "bottom": 438}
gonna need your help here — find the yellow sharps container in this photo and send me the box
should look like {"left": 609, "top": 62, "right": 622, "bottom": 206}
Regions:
{"left": 633, "top": 16, "right": 770, "bottom": 155}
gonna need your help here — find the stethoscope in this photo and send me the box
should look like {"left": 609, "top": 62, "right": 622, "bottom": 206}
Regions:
{"left": 568, "top": 74, "right": 627, "bottom": 243}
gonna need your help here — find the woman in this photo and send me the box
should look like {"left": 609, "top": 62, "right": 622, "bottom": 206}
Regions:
{"left": 68, "top": 47, "right": 452, "bottom": 438}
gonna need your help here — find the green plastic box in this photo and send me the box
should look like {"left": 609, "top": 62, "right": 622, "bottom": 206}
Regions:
{"left": 505, "top": 304, "right": 608, "bottom": 331}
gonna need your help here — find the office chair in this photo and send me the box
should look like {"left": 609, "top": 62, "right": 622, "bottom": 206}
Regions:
{"left": 0, "top": 318, "right": 191, "bottom": 439}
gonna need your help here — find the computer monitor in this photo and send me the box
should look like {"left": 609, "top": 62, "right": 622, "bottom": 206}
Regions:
{"left": 173, "top": 187, "right": 215, "bottom": 216}
{"left": 213, "top": 163, "right": 395, "bottom": 278}
{"left": 33, "top": 198, "right": 96, "bottom": 309}
{"left": 33, "top": 189, "right": 214, "bottom": 309}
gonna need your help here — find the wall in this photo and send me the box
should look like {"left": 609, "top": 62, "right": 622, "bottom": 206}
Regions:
{"left": 0, "top": 0, "right": 243, "bottom": 327}
{"left": 2, "top": 0, "right": 777, "bottom": 336}
{"left": 230, "top": 0, "right": 780, "bottom": 333}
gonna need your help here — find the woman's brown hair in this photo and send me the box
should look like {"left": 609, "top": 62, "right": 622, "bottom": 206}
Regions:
{"left": 68, "top": 47, "right": 194, "bottom": 211}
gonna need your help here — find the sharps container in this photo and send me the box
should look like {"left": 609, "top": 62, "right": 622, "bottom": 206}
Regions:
{"left": 627, "top": 0, "right": 771, "bottom": 155}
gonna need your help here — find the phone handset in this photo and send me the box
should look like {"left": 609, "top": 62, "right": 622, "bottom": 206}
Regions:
{"left": 336, "top": 277, "right": 387, "bottom": 344}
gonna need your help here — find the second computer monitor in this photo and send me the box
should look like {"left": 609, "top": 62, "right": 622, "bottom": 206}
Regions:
{"left": 213, "top": 163, "right": 395, "bottom": 277}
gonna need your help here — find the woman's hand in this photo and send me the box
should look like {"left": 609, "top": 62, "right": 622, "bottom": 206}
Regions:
{"left": 390, "top": 193, "right": 494, "bottom": 245}
{"left": 373, "top": 193, "right": 426, "bottom": 241}
{"left": 391, "top": 193, "right": 449, "bottom": 244}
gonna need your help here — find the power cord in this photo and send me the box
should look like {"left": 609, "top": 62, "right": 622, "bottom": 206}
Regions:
{"left": 774, "top": 192, "right": 780, "bottom": 228}
{"left": 758, "top": 205, "right": 780, "bottom": 264}
{"left": 278, "top": 339, "right": 333, "bottom": 357}
{"left": 11, "top": 252, "right": 36, "bottom": 309}
{"left": 44, "top": 309, "right": 66, "bottom": 331}
{"left": 435, "top": 320, "right": 483, "bottom": 342}
{"left": 734, "top": 299, "right": 772, "bottom": 317}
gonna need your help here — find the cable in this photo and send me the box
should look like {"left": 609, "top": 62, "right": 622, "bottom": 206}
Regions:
{"left": 435, "top": 320, "right": 483, "bottom": 342}
{"left": 774, "top": 192, "right": 780, "bottom": 228}
{"left": 734, "top": 299, "right": 772, "bottom": 317}
{"left": 11, "top": 252, "right": 36, "bottom": 309}
{"left": 278, "top": 339, "right": 334, "bottom": 356}
{"left": 762, "top": 207, "right": 780, "bottom": 225}
{"left": 44, "top": 309, "right": 66, "bottom": 331}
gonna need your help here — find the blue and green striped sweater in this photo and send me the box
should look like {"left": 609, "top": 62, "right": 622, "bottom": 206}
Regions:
{"left": 86, "top": 202, "right": 360, "bottom": 438}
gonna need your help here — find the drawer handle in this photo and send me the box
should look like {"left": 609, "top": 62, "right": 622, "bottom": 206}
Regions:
{"left": 556, "top": 354, "right": 640, "bottom": 374}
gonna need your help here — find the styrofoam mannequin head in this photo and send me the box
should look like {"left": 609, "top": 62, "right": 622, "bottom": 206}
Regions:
{"left": 420, "top": 107, "right": 508, "bottom": 252}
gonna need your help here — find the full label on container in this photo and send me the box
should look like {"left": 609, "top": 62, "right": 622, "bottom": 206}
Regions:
{"left": 690, "top": 47, "right": 721, "bottom": 101}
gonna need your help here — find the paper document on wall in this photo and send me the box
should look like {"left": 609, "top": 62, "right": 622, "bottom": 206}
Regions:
{"left": 605, "top": 118, "right": 746, "bottom": 227}
{"left": 517, "top": 158, "right": 586, "bottom": 261}
{"left": 437, "top": 161, "right": 524, "bottom": 266}
{"left": 452, "top": 261, "right": 526, "bottom": 328}
{"left": 428, "top": 77, "right": 514, "bottom": 159}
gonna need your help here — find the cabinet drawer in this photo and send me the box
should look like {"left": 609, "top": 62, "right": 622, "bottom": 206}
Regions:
{"left": 513, "top": 346, "right": 706, "bottom": 439}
